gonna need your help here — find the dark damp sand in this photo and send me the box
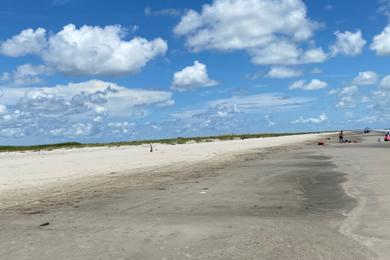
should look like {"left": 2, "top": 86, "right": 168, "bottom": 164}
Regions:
{"left": 0, "top": 134, "right": 384, "bottom": 259}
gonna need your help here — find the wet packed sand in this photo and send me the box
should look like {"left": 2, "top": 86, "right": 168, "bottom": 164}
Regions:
{"left": 0, "top": 133, "right": 387, "bottom": 259}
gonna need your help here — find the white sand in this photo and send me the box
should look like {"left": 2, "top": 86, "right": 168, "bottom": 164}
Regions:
{"left": 0, "top": 133, "right": 325, "bottom": 192}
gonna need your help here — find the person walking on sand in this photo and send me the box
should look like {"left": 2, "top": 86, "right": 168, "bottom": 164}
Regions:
{"left": 339, "top": 130, "right": 344, "bottom": 143}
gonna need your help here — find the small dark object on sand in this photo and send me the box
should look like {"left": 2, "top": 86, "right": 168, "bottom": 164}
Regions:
{"left": 318, "top": 141, "right": 325, "bottom": 145}
{"left": 40, "top": 222, "right": 50, "bottom": 227}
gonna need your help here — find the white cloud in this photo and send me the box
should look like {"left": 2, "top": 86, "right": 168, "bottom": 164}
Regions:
{"left": 339, "top": 85, "right": 359, "bottom": 96}
{"left": 144, "top": 6, "right": 181, "bottom": 16}
{"left": 169, "top": 92, "right": 311, "bottom": 135}
{"left": 0, "top": 128, "right": 26, "bottom": 138}
{"left": 356, "top": 115, "right": 382, "bottom": 124}
{"left": 0, "top": 80, "right": 174, "bottom": 138}
{"left": 49, "top": 123, "right": 95, "bottom": 137}
{"left": 330, "top": 30, "right": 366, "bottom": 56}
{"left": 370, "top": 87, "right": 390, "bottom": 112}
{"left": 336, "top": 85, "right": 359, "bottom": 108}
{"left": 107, "top": 121, "right": 136, "bottom": 134}
{"left": 0, "top": 24, "right": 168, "bottom": 76}
{"left": 250, "top": 44, "right": 327, "bottom": 66}
{"left": 10, "top": 64, "right": 50, "bottom": 85}
{"left": 174, "top": 0, "right": 313, "bottom": 50}
{"left": 379, "top": 0, "right": 390, "bottom": 19}
{"left": 301, "top": 48, "right": 328, "bottom": 63}
{"left": 292, "top": 113, "right": 328, "bottom": 124}
{"left": 249, "top": 41, "right": 300, "bottom": 65}
{"left": 209, "top": 93, "right": 312, "bottom": 113}
{"left": 172, "top": 61, "right": 217, "bottom": 91}
{"left": 352, "top": 71, "right": 378, "bottom": 85}
{"left": 174, "top": 93, "right": 311, "bottom": 121}
{"left": 174, "top": 0, "right": 325, "bottom": 65}
{"left": 289, "top": 79, "right": 328, "bottom": 90}
{"left": 380, "top": 75, "right": 390, "bottom": 89}
{"left": 371, "top": 26, "right": 390, "bottom": 55}
{"left": 267, "top": 66, "right": 302, "bottom": 78}
{"left": 0, "top": 28, "right": 46, "bottom": 57}
{"left": 0, "top": 104, "right": 7, "bottom": 114}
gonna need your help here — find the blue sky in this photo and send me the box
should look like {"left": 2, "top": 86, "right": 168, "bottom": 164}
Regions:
{"left": 0, "top": 0, "right": 390, "bottom": 145}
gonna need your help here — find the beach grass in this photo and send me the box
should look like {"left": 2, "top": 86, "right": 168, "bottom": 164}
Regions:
{"left": 0, "top": 132, "right": 314, "bottom": 152}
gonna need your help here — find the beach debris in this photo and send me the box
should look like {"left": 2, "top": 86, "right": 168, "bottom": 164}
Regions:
{"left": 200, "top": 191, "right": 207, "bottom": 194}
{"left": 24, "top": 210, "right": 43, "bottom": 215}
{"left": 150, "top": 143, "right": 153, "bottom": 152}
{"left": 39, "top": 222, "right": 50, "bottom": 227}
{"left": 317, "top": 141, "right": 325, "bottom": 145}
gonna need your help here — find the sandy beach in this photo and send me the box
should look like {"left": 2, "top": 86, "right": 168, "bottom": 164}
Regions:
{"left": 0, "top": 132, "right": 389, "bottom": 259}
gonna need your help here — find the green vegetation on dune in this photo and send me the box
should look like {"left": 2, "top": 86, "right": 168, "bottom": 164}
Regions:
{"left": 0, "top": 132, "right": 313, "bottom": 153}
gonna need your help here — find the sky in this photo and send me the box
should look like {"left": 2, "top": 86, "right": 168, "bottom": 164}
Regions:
{"left": 0, "top": 0, "right": 390, "bottom": 145}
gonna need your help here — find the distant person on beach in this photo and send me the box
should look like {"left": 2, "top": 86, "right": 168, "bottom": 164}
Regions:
{"left": 385, "top": 132, "right": 390, "bottom": 142}
{"left": 339, "top": 131, "right": 344, "bottom": 143}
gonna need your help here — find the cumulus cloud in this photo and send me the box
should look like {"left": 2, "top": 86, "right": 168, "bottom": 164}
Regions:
{"left": 0, "top": 28, "right": 46, "bottom": 57}
{"left": 1, "top": 64, "right": 51, "bottom": 85}
{"left": 174, "top": 0, "right": 325, "bottom": 65}
{"left": 292, "top": 113, "right": 328, "bottom": 124}
{"left": 301, "top": 48, "right": 328, "bottom": 63}
{"left": 372, "top": 75, "right": 390, "bottom": 111}
{"left": 371, "top": 26, "right": 390, "bottom": 55}
{"left": 49, "top": 123, "right": 96, "bottom": 137}
{"left": 336, "top": 85, "right": 359, "bottom": 108}
{"left": 334, "top": 74, "right": 390, "bottom": 112}
{"left": 172, "top": 61, "right": 217, "bottom": 91}
{"left": 330, "top": 30, "right": 366, "bottom": 56}
{"left": 0, "top": 80, "right": 174, "bottom": 138}
{"left": 289, "top": 79, "right": 328, "bottom": 90}
{"left": 107, "top": 121, "right": 136, "bottom": 135}
{"left": 267, "top": 66, "right": 302, "bottom": 78}
{"left": 174, "top": 0, "right": 313, "bottom": 50}
{"left": 380, "top": 75, "right": 390, "bottom": 89}
{"left": 0, "top": 24, "right": 168, "bottom": 76}
{"left": 352, "top": 71, "right": 378, "bottom": 85}
{"left": 248, "top": 41, "right": 298, "bottom": 65}
{"left": 249, "top": 43, "right": 327, "bottom": 66}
